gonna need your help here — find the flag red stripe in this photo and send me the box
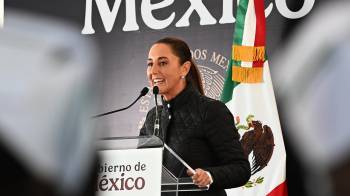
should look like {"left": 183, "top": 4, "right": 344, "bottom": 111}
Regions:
{"left": 267, "top": 181, "right": 288, "bottom": 196}
{"left": 253, "top": 0, "right": 266, "bottom": 67}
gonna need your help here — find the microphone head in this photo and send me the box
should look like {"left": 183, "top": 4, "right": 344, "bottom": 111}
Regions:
{"left": 153, "top": 86, "right": 159, "bottom": 95}
{"left": 140, "top": 87, "right": 149, "bottom": 96}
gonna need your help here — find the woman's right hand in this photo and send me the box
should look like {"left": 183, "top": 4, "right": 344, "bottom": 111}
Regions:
{"left": 187, "top": 168, "right": 213, "bottom": 188}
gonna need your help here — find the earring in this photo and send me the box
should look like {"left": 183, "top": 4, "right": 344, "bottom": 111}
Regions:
{"left": 181, "top": 75, "right": 185, "bottom": 79}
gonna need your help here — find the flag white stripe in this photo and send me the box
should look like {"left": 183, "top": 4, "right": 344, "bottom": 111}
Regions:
{"left": 226, "top": 62, "right": 287, "bottom": 195}
{"left": 241, "top": 0, "right": 256, "bottom": 68}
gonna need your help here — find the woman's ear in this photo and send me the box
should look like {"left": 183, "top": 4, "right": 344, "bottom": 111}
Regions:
{"left": 181, "top": 61, "right": 191, "bottom": 77}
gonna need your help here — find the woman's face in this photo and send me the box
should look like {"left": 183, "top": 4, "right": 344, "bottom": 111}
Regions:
{"left": 147, "top": 43, "right": 189, "bottom": 100}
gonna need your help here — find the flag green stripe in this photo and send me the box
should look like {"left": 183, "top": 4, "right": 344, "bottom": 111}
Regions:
{"left": 234, "top": 0, "right": 249, "bottom": 45}
{"left": 221, "top": 61, "right": 240, "bottom": 103}
{"left": 221, "top": 0, "right": 249, "bottom": 103}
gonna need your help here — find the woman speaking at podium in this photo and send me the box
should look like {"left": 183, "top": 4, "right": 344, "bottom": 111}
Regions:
{"left": 140, "top": 37, "right": 250, "bottom": 196}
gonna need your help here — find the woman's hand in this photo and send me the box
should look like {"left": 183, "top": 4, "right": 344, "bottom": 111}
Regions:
{"left": 187, "top": 168, "right": 213, "bottom": 188}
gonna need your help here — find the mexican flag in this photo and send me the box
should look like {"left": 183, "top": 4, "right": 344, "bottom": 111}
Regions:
{"left": 221, "top": 0, "right": 287, "bottom": 195}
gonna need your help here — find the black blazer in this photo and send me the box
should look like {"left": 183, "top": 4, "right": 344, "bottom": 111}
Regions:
{"left": 140, "top": 84, "right": 250, "bottom": 196}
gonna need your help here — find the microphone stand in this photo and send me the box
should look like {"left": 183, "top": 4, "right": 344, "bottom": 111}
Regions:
{"left": 153, "top": 86, "right": 160, "bottom": 137}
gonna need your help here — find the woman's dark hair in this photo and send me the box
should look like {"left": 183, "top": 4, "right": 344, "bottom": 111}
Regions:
{"left": 154, "top": 37, "right": 204, "bottom": 95}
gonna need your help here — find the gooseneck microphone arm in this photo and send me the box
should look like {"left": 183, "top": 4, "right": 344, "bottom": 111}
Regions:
{"left": 153, "top": 86, "right": 160, "bottom": 136}
{"left": 92, "top": 87, "right": 149, "bottom": 118}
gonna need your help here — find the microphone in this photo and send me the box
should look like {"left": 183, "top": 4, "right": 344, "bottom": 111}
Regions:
{"left": 153, "top": 85, "right": 159, "bottom": 95}
{"left": 153, "top": 86, "right": 160, "bottom": 136}
{"left": 92, "top": 87, "right": 149, "bottom": 118}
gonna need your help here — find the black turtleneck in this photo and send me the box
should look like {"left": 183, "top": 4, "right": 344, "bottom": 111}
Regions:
{"left": 140, "top": 83, "right": 251, "bottom": 196}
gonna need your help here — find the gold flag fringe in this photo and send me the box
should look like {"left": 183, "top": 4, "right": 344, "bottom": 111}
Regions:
{"left": 232, "top": 45, "right": 265, "bottom": 62}
{"left": 232, "top": 66, "right": 263, "bottom": 83}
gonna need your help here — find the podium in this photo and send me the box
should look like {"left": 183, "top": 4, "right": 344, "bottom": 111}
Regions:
{"left": 96, "top": 135, "right": 207, "bottom": 196}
